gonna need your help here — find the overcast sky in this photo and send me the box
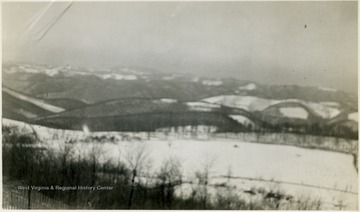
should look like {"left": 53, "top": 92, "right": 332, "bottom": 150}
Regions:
{"left": 2, "top": 1, "right": 358, "bottom": 93}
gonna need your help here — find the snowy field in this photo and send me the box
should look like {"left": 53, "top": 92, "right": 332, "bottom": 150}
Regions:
{"left": 3, "top": 119, "right": 358, "bottom": 209}
{"left": 70, "top": 140, "right": 358, "bottom": 209}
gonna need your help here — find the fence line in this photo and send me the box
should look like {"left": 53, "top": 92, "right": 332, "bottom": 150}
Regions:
{"left": 132, "top": 172, "right": 358, "bottom": 195}
{"left": 213, "top": 132, "right": 358, "bottom": 154}
{"left": 146, "top": 131, "right": 357, "bottom": 154}
{"left": 213, "top": 175, "right": 358, "bottom": 195}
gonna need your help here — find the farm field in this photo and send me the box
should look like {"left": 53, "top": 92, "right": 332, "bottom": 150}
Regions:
{"left": 59, "top": 140, "right": 359, "bottom": 210}
{"left": 3, "top": 118, "right": 358, "bottom": 210}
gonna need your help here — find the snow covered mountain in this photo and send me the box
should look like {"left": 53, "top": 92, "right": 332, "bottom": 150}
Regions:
{"left": 2, "top": 62, "right": 358, "bottom": 139}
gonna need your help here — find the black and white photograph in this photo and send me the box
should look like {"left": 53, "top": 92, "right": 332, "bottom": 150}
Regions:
{"left": 1, "top": 1, "right": 358, "bottom": 210}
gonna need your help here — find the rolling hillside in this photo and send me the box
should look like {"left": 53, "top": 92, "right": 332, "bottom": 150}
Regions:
{"left": 3, "top": 87, "right": 65, "bottom": 113}
{"left": 3, "top": 63, "right": 357, "bottom": 105}
{"left": 35, "top": 98, "right": 188, "bottom": 119}
{"left": 2, "top": 62, "right": 358, "bottom": 139}
{"left": 43, "top": 98, "right": 88, "bottom": 110}
{"left": 2, "top": 91, "right": 54, "bottom": 121}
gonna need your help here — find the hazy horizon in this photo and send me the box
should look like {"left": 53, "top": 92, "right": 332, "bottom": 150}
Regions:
{"left": 2, "top": 1, "right": 358, "bottom": 93}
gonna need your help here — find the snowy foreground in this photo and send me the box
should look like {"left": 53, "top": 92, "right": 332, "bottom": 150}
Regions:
{"left": 3, "top": 119, "right": 358, "bottom": 210}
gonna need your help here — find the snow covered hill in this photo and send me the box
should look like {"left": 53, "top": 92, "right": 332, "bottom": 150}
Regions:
{"left": 2, "top": 62, "right": 357, "bottom": 139}
{"left": 3, "top": 87, "right": 65, "bottom": 113}
{"left": 203, "top": 95, "right": 341, "bottom": 119}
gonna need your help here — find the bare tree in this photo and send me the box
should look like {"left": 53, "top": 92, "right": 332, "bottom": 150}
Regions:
{"left": 124, "top": 143, "right": 152, "bottom": 209}
{"left": 57, "top": 142, "right": 73, "bottom": 187}
{"left": 88, "top": 143, "right": 106, "bottom": 186}
{"left": 194, "top": 154, "right": 217, "bottom": 209}
{"left": 157, "top": 157, "right": 183, "bottom": 209}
